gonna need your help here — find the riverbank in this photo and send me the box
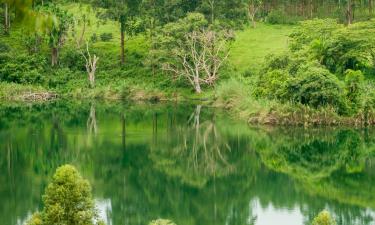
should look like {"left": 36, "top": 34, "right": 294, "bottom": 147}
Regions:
{"left": 214, "top": 79, "right": 375, "bottom": 126}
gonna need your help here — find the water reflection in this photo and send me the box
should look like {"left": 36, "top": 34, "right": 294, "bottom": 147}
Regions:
{"left": 0, "top": 101, "right": 375, "bottom": 225}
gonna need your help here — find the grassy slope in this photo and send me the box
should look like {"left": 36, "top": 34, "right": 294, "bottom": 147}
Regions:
{"left": 229, "top": 23, "right": 294, "bottom": 73}
{"left": 1, "top": 4, "right": 295, "bottom": 101}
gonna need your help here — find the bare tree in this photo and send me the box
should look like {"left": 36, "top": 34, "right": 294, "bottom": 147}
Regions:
{"left": 79, "top": 42, "right": 99, "bottom": 88}
{"left": 248, "top": 0, "right": 262, "bottom": 28}
{"left": 163, "top": 29, "right": 231, "bottom": 93}
{"left": 87, "top": 103, "right": 98, "bottom": 135}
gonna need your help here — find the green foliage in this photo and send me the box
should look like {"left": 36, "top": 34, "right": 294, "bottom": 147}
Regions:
{"left": 0, "top": 42, "right": 11, "bottom": 52}
{"left": 60, "top": 48, "right": 86, "bottom": 71}
{"left": 99, "top": 32, "right": 113, "bottom": 42}
{"left": 312, "top": 210, "right": 336, "bottom": 225}
{"left": 290, "top": 19, "right": 375, "bottom": 75}
{"left": 345, "top": 69, "right": 364, "bottom": 111}
{"left": 285, "top": 64, "right": 347, "bottom": 112}
{"left": 27, "top": 213, "right": 43, "bottom": 225}
{"left": 254, "top": 69, "right": 289, "bottom": 99}
{"left": 266, "top": 10, "right": 299, "bottom": 25}
{"left": 26, "top": 164, "right": 102, "bottom": 225}
{"left": 149, "top": 219, "right": 176, "bottom": 225}
{"left": 289, "top": 19, "right": 342, "bottom": 51}
{"left": 45, "top": 5, "right": 73, "bottom": 49}
{"left": 0, "top": 53, "right": 47, "bottom": 84}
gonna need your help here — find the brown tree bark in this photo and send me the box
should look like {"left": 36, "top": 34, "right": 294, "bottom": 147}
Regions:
{"left": 347, "top": 0, "right": 353, "bottom": 25}
{"left": 120, "top": 26, "right": 125, "bottom": 65}
{"left": 4, "top": 3, "right": 9, "bottom": 34}
{"left": 51, "top": 47, "right": 59, "bottom": 66}
{"left": 370, "top": 0, "right": 373, "bottom": 15}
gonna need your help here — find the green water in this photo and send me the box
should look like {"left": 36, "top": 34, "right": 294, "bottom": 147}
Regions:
{"left": 1, "top": 101, "right": 375, "bottom": 225}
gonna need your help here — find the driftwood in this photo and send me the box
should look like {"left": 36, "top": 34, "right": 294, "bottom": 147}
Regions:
{"left": 21, "top": 92, "right": 58, "bottom": 101}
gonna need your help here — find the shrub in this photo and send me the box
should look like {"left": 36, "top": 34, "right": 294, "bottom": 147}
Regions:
{"left": 267, "top": 10, "right": 286, "bottom": 24}
{"left": 266, "top": 10, "right": 299, "bottom": 25}
{"left": 254, "top": 69, "right": 289, "bottom": 100}
{"left": 60, "top": 48, "right": 86, "bottom": 71}
{"left": 100, "top": 32, "right": 113, "bottom": 42}
{"left": 312, "top": 210, "right": 336, "bottom": 225}
{"left": 289, "top": 19, "right": 342, "bottom": 51}
{"left": 26, "top": 164, "right": 103, "bottom": 225}
{"left": 285, "top": 65, "right": 347, "bottom": 113}
{"left": 0, "top": 54, "right": 47, "bottom": 84}
{"left": 345, "top": 69, "right": 364, "bottom": 111}
{"left": 0, "top": 42, "right": 10, "bottom": 52}
{"left": 91, "top": 33, "right": 98, "bottom": 43}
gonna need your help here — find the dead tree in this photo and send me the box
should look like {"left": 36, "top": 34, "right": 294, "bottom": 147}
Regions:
{"left": 80, "top": 42, "right": 99, "bottom": 88}
{"left": 163, "top": 30, "right": 231, "bottom": 93}
{"left": 248, "top": 0, "right": 262, "bottom": 28}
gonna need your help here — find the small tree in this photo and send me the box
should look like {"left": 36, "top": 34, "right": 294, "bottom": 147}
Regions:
{"left": 26, "top": 164, "right": 103, "bottom": 225}
{"left": 163, "top": 29, "right": 231, "bottom": 93}
{"left": 312, "top": 210, "right": 336, "bottom": 225}
{"left": 79, "top": 42, "right": 99, "bottom": 88}
{"left": 47, "top": 5, "right": 73, "bottom": 66}
{"left": 247, "top": 0, "right": 262, "bottom": 28}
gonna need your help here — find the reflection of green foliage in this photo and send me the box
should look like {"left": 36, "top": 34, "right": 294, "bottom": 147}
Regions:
{"left": 149, "top": 219, "right": 176, "bottom": 225}
{"left": 312, "top": 210, "right": 336, "bottom": 225}
{"left": 27, "top": 165, "right": 101, "bottom": 225}
{"left": 1, "top": 102, "right": 375, "bottom": 225}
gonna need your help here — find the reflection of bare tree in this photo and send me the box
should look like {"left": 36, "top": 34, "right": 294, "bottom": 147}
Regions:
{"left": 87, "top": 104, "right": 98, "bottom": 135}
{"left": 177, "top": 105, "right": 233, "bottom": 176}
{"left": 121, "top": 113, "right": 126, "bottom": 150}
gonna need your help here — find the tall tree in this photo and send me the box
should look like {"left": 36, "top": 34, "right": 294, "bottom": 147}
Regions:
{"left": 92, "top": 0, "right": 143, "bottom": 65}
{"left": 46, "top": 5, "right": 72, "bottom": 66}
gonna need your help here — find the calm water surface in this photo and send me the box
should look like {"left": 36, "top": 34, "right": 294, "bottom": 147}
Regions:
{"left": 1, "top": 101, "right": 375, "bottom": 225}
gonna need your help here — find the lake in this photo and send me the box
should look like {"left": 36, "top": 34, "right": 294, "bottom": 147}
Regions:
{"left": 1, "top": 101, "right": 375, "bottom": 225}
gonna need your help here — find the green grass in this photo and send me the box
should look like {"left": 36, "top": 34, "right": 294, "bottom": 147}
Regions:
{"left": 229, "top": 23, "right": 294, "bottom": 73}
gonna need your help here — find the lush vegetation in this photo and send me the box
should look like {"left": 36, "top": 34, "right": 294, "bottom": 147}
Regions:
{"left": 1, "top": 102, "right": 375, "bottom": 224}
{"left": 1, "top": 0, "right": 375, "bottom": 125}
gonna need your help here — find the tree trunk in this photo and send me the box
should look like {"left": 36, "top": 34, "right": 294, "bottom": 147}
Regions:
{"left": 251, "top": 15, "right": 256, "bottom": 28}
{"left": 194, "top": 77, "right": 202, "bottom": 94}
{"left": 51, "top": 47, "right": 59, "bottom": 66}
{"left": 4, "top": 3, "right": 8, "bottom": 34}
{"left": 89, "top": 72, "right": 95, "bottom": 88}
{"left": 120, "top": 19, "right": 125, "bottom": 65}
{"left": 369, "top": 0, "right": 373, "bottom": 15}
{"left": 347, "top": 0, "right": 353, "bottom": 25}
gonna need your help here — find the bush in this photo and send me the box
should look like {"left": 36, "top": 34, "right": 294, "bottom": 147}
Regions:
{"left": 0, "top": 54, "right": 47, "bottom": 84}
{"left": 285, "top": 64, "right": 348, "bottom": 113}
{"left": 254, "top": 69, "right": 289, "bottom": 100}
{"left": 289, "top": 19, "right": 342, "bottom": 51}
{"left": 266, "top": 10, "right": 299, "bottom": 25}
{"left": 267, "top": 10, "right": 286, "bottom": 24}
{"left": 60, "top": 48, "right": 85, "bottom": 71}
{"left": 0, "top": 42, "right": 10, "bottom": 52}
{"left": 312, "top": 210, "right": 336, "bottom": 225}
{"left": 91, "top": 33, "right": 98, "bottom": 43}
{"left": 345, "top": 69, "right": 364, "bottom": 111}
{"left": 100, "top": 32, "right": 113, "bottom": 42}
{"left": 48, "top": 68, "right": 76, "bottom": 88}
{"left": 26, "top": 165, "right": 103, "bottom": 225}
